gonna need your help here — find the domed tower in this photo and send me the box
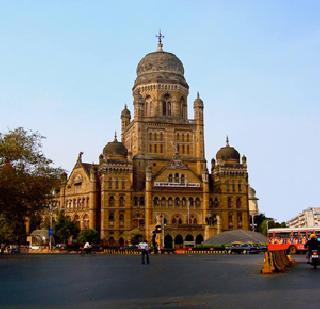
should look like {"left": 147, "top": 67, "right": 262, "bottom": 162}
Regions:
{"left": 99, "top": 133, "right": 133, "bottom": 243}
{"left": 122, "top": 32, "right": 206, "bottom": 188}
{"left": 212, "top": 137, "right": 249, "bottom": 231}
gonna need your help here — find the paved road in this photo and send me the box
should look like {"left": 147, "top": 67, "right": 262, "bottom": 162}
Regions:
{"left": 0, "top": 254, "right": 319, "bottom": 308}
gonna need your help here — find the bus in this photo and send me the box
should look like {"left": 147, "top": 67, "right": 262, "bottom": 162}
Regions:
{"left": 267, "top": 227, "right": 320, "bottom": 254}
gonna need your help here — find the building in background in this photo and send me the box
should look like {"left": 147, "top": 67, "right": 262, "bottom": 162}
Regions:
{"left": 53, "top": 35, "right": 252, "bottom": 248}
{"left": 287, "top": 207, "right": 320, "bottom": 228}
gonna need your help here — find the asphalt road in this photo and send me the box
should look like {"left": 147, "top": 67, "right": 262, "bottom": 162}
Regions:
{"left": 0, "top": 253, "right": 319, "bottom": 309}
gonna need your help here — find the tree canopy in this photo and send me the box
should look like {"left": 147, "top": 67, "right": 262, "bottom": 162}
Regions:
{"left": 0, "top": 127, "right": 64, "bottom": 244}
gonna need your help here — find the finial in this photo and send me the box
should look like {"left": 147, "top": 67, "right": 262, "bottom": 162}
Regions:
{"left": 156, "top": 30, "right": 164, "bottom": 52}
{"left": 77, "top": 152, "right": 83, "bottom": 162}
{"left": 124, "top": 104, "right": 127, "bottom": 109}
{"left": 226, "top": 136, "right": 230, "bottom": 147}
{"left": 197, "top": 91, "right": 200, "bottom": 99}
{"left": 114, "top": 131, "right": 117, "bottom": 141}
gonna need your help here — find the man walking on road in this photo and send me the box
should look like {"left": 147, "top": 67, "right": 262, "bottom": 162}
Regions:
{"left": 138, "top": 240, "right": 150, "bottom": 265}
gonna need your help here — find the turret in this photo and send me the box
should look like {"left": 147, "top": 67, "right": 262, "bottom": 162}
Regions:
{"left": 121, "top": 104, "right": 131, "bottom": 144}
{"left": 194, "top": 92, "right": 204, "bottom": 124}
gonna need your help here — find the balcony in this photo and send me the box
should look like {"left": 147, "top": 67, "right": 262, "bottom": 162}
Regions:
{"left": 154, "top": 182, "right": 200, "bottom": 188}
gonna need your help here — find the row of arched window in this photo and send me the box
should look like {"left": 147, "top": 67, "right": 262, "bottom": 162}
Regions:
{"left": 177, "top": 143, "right": 190, "bottom": 155}
{"left": 144, "top": 94, "right": 187, "bottom": 119}
{"left": 108, "top": 212, "right": 125, "bottom": 225}
{"left": 226, "top": 183, "right": 243, "bottom": 192}
{"left": 149, "top": 132, "right": 164, "bottom": 141}
{"left": 153, "top": 197, "right": 201, "bottom": 208}
{"left": 108, "top": 196, "right": 125, "bottom": 208}
{"left": 228, "top": 212, "right": 243, "bottom": 229}
{"left": 68, "top": 214, "right": 89, "bottom": 230}
{"left": 149, "top": 143, "right": 164, "bottom": 154}
{"left": 108, "top": 177, "right": 126, "bottom": 190}
{"left": 168, "top": 173, "right": 186, "bottom": 184}
{"left": 176, "top": 133, "right": 190, "bottom": 142}
{"left": 227, "top": 197, "right": 242, "bottom": 209}
{"left": 66, "top": 197, "right": 89, "bottom": 211}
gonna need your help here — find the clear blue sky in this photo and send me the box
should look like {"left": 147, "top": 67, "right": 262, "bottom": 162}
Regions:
{"left": 1, "top": 1, "right": 319, "bottom": 222}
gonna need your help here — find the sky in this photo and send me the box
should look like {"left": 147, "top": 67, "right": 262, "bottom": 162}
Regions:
{"left": 0, "top": 1, "right": 319, "bottom": 222}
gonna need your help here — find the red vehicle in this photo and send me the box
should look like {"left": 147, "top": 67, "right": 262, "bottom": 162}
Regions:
{"left": 268, "top": 227, "right": 320, "bottom": 254}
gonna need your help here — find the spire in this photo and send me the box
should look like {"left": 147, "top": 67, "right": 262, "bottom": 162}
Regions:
{"left": 197, "top": 91, "right": 200, "bottom": 99}
{"left": 226, "top": 136, "right": 230, "bottom": 147}
{"left": 114, "top": 131, "right": 118, "bottom": 141}
{"left": 156, "top": 30, "right": 164, "bottom": 52}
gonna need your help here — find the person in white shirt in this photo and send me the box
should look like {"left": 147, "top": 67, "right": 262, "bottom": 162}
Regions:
{"left": 138, "top": 241, "right": 150, "bottom": 264}
{"left": 83, "top": 242, "right": 92, "bottom": 254}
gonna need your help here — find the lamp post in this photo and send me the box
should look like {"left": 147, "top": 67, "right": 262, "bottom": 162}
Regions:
{"left": 49, "top": 203, "right": 53, "bottom": 251}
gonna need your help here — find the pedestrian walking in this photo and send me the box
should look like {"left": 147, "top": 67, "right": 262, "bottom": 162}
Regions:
{"left": 138, "top": 240, "right": 150, "bottom": 264}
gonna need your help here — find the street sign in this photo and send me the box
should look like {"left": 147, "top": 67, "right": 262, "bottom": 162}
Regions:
{"left": 49, "top": 228, "right": 53, "bottom": 236}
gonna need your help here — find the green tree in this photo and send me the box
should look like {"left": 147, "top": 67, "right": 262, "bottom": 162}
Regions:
{"left": 0, "top": 127, "right": 63, "bottom": 243}
{"left": 53, "top": 214, "right": 79, "bottom": 244}
{"left": 78, "top": 229, "right": 99, "bottom": 246}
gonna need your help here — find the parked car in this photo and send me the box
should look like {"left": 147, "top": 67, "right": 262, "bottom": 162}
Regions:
{"left": 225, "top": 243, "right": 260, "bottom": 254}
{"left": 8, "top": 245, "right": 20, "bottom": 254}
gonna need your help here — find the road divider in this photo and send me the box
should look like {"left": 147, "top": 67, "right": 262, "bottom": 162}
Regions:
{"left": 261, "top": 250, "right": 295, "bottom": 274}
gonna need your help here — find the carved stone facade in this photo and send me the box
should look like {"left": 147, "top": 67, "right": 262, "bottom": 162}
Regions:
{"left": 55, "top": 39, "right": 250, "bottom": 248}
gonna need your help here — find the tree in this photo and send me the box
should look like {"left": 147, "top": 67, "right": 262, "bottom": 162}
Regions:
{"left": 78, "top": 229, "right": 99, "bottom": 245}
{"left": 0, "top": 127, "right": 63, "bottom": 243}
{"left": 53, "top": 214, "right": 79, "bottom": 244}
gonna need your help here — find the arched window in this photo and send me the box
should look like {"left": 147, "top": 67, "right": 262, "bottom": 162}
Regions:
{"left": 182, "top": 144, "right": 185, "bottom": 154}
{"left": 181, "top": 174, "right": 185, "bottom": 184}
{"left": 186, "top": 134, "right": 189, "bottom": 142}
{"left": 149, "top": 144, "right": 152, "bottom": 152}
{"left": 174, "top": 173, "right": 179, "bottom": 183}
{"left": 168, "top": 197, "right": 173, "bottom": 207}
{"left": 153, "top": 197, "right": 159, "bottom": 206}
{"left": 228, "top": 197, "right": 232, "bottom": 208}
{"left": 177, "top": 133, "right": 180, "bottom": 141}
{"left": 154, "top": 144, "right": 157, "bottom": 153}
{"left": 172, "top": 217, "right": 177, "bottom": 224}
{"left": 160, "top": 132, "right": 163, "bottom": 140}
{"left": 133, "top": 197, "right": 138, "bottom": 206}
{"left": 115, "top": 178, "right": 119, "bottom": 189}
{"left": 161, "top": 197, "right": 166, "bottom": 207}
{"left": 119, "top": 196, "right": 125, "bottom": 207}
{"left": 182, "top": 134, "right": 185, "bottom": 142}
{"left": 139, "top": 197, "right": 145, "bottom": 206}
{"left": 187, "top": 144, "right": 190, "bottom": 154}
{"left": 236, "top": 198, "right": 241, "bottom": 209}
{"left": 119, "top": 214, "right": 124, "bottom": 226}
{"left": 108, "top": 177, "right": 112, "bottom": 189}
{"left": 180, "top": 97, "right": 185, "bottom": 118}
{"left": 209, "top": 198, "right": 214, "bottom": 209}
{"left": 181, "top": 198, "right": 186, "bottom": 207}
{"left": 175, "top": 197, "right": 180, "bottom": 207}
{"left": 160, "top": 144, "right": 163, "bottom": 153}
{"left": 108, "top": 213, "right": 114, "bottom": 224}
{"left": 146, "top": 95, "right": 152, "bottom": 116}
{"left": 195, "top": 198, "right": 201, "bottom": 207}
{"left": 122, "top": 179, "right": 125, "bottom": 190}
{"left": 109, "top": 196, "right": 115, "bottom": 207}
{"left": 74, "top": 215, "right": 80, "bottom": 230}
{"left": 189, "top": 198, "right": 194, "bottom": 207}
{"left": 168, "top": 174, "right": 173, "bottom": 182}
{"left": 162, "top": 93, "right": 171, "bottom": 117}
{"left": 154, "top": 132, "right": 157, "bottom": 141}
{"left": 238, "top": 184, "right": 242, "bottom": 192}
{"left": 149, "top": 132, "right": 152, "bottom": 140}
{"left": 83, "top": 215, "right": 89, "bottom": 230}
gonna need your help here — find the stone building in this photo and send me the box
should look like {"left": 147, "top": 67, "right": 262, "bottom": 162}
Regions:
{"left": 53, "top": 35, "right": 251, "bottom": 248}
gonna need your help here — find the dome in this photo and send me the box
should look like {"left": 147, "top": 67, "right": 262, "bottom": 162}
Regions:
{"left": 133, "top": 51, "right": 188, "bottom": 89}
{"left": 216, "top": 137, "right": 240, "bottom": 162}
{"left": 103, "top": 136, "right": 128, "bottom": 158}
{"left": 121, "top": 105, "right": 131, "bottom": 118}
